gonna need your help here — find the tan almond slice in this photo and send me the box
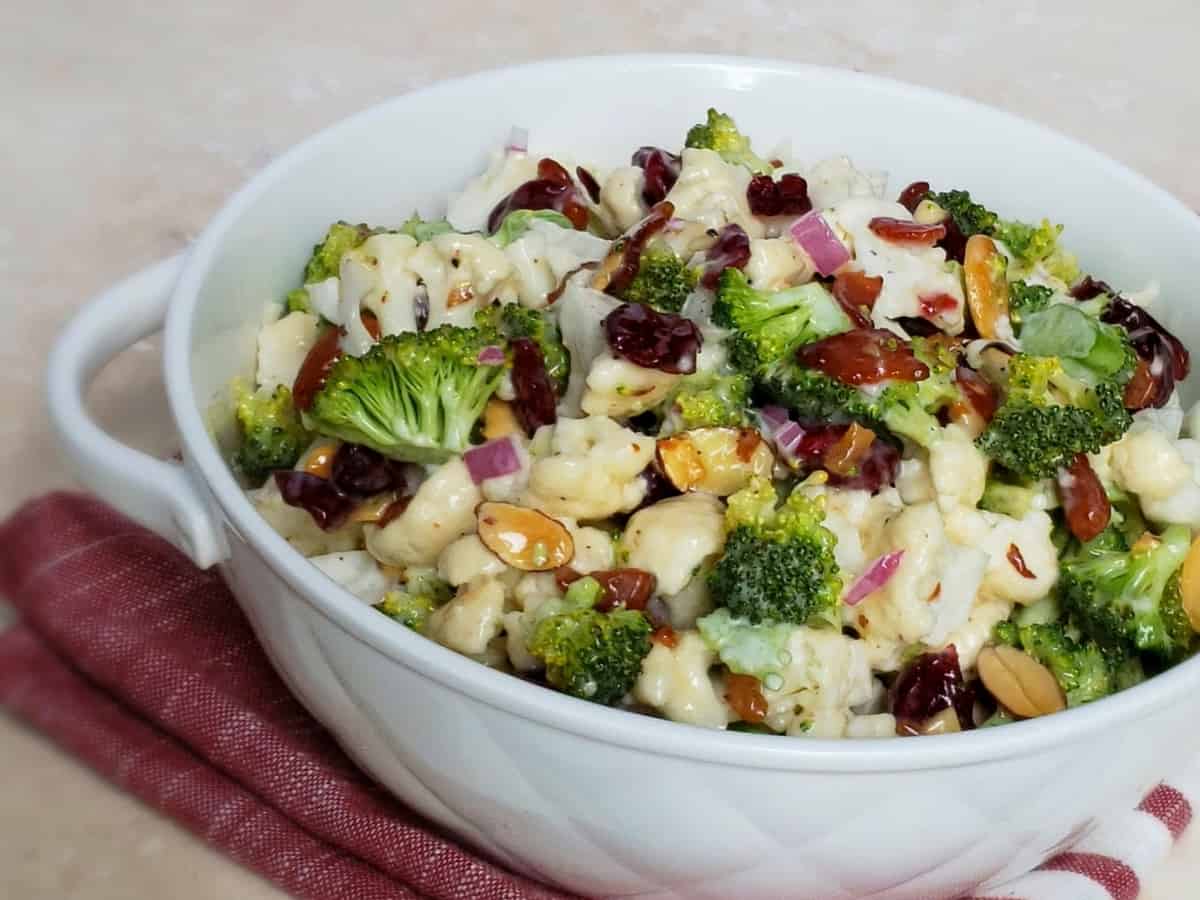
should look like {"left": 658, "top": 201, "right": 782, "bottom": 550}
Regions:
{"left": 656, "top": 435, "right": 707, "bottom": 492}
{"left": 483, "top": 398, "right": 521, "bottom": 441}
{"left": 1180, "top": 535, "right": 1200, "bottom": 631}
{"left": 963, "top": 234, "right": 1009, "bottom": 339}
{"left": 476, "top": 502, "right": 574, "bottom": 571}
{"left": 978, "top": 645, "right": 1066, "bottom": 719}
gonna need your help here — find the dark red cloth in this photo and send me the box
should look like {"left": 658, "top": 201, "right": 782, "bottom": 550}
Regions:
{"left": 0, "top": 492, "right": 572, "bottom": 900}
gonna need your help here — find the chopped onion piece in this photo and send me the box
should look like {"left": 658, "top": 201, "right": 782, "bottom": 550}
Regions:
{"left": 790, "top": 211, "right": 850, "bottom": 276}
{"left": 506, "top": 125, "right": 529, "bottom": 154}
{"left": 758, "top": 406, "right": 791, "bottom": 431}
{"left": 477, "top": 346, "right": 506, "bottom": 365}
{"left": 463, "top": 436, "right": 522, "bottom": 484}
{"left": 844, "top": 551, "right": 905, "bottom": 606}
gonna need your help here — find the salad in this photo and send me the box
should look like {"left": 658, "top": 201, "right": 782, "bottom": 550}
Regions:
{"left": 233, "top": 109, "right": 1200, "bottom": 738}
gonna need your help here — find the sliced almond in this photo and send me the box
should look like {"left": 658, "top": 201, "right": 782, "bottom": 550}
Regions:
{"left": 977, "top": 645, "right": 1066, "bottom": 719}
{"left": 1179, "top": 535, "right": 1200, "bottom": 631}
{"left": 483, "top": 398, "right": 521, "bottom": 441}
{"left": 589, "top": 241, "right": 626, "bottom": 292}
{"left": 963, "top": 234, "right": 1009, "bottom": 339}
{"left": 348, "top": 493, "right": 399, "bottom": 524}
{"left": 656, "top": 434, "right": 707, "bottom": 492}
{"left": 303, "top": 441, "right": 339, "bottom": 479}
{"left": 476, "top": 502, "right": 574, "bottom": 571}
{"left": 918, "top": 707, "right": 962, "bottom": 735}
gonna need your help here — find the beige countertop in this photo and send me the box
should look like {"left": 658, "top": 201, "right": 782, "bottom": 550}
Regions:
{"left": 4, "top": 1, "right": 1198, "bottom": 896}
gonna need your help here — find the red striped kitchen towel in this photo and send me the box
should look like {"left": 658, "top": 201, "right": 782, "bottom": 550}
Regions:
{"left": 0, "top": 492, "right": 1193, "bottom": 900}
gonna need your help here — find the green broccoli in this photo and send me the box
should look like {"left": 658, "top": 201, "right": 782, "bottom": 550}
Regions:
{"left": 993, "top": 620, "right": 1125, "bottom": 707}
{"left": 1060, "top": 525, "right": 1194, "bottom": 660}
{"left": 1007, "top": 281, "right": 1054, "bottom": 329}
{"left": 619, "top": 245, "right": 699, "bottom": 313}
{"left": 474, "top": 303, "right": 569, "bottom": 394}
{"left": 925, "top": 189, "right": 999, "bottom": 237}
{"left": 978, "top": 476, "right": 1055, "bottom": 520}
{"left": 708, "top": 477, "right": 842, "bottom": 626}
{"left": 664, "top": 371, "right": 752, "bottom": 431}
{"left": 285, "top": 221, "right": 377, "bottom": 313}
{"left": 374, "top": 570, "right": 452, "bottom": 632}
{"left": 305, "top": 325, "right": 504, "bottom": 464}
{"left": 397, "top": 212, "right": 454, "bottom": 243}
{"left": 527, "top": 577, "right": 653, "bottom": 705}
{"left": 232, "top": 383, "right": 310, "bottom": 483}
{"left": 696, "top": 608, "right": 793, "bottom": 690}
{"left": 975, "top": 354, "right": 1131, "bottom": 478}
{"left": 684, "top": 108, "right": 773, "bottom": 175}
{"left": 1018, "top": 303, "right": 1134, "bottom": 386}
{"left": 714, "top": 268, "right": 852, "bottom": 373}
{"left": 490, "top": 209, "right": 573, "bottom": 247}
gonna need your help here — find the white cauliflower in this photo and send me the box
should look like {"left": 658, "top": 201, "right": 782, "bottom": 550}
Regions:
{"left": 555, "top": 277, "right": 623, "bottom": 415}
{"left": 437, "top": 535, "right": 507, "bottom": 587}
{"left": 801, "top": 485, "right": 903, "bottom": 580}
{"left": 845, "top": 714, "right": 898, "bottom": 739}
{"left": 427, "top": 575, "right": 506, "bottom": 656}
{"left": 365, "top": 459, "right": 481, "bottom": 566}
{"left": 1108, "top": 426, "right": 1200, "bottom": 527}
{"left": 522, "top": 416, "right": 655, "bottom": 521}
{"left": 665, "top": 148, "right": 764, "bottom": 238}
{"left": 744, "top": 237, "right": 813, "bottom": 291}
{"left": 633, "top": 632, "right": 732, "bottom": 729}
{"left": 338, "top": 233, "right": 422, "bottom": 350}
{"left": 762, "top": 628, "right": 876, "bottom": 738}
{"left": 502, "top": 220, "right": 610, "bottom": 309}
{"left": 478, "top": 438, "right": 532, "bottom": 504}
{"left": 446, "top": 149, "right": 539, "bottom": 233}
{"left": 827, "top": 197, "right": 965, "bottom": 336}
{"left": 623, "top": 493, "right": 726, "bottom": 596}
{"left": 511, "top": 571, "right": 560, "bottom": 612}
{"left": 598, "top": 165, "right": 647, "bottom": 234}
{"left": 422, "top": 231, "right": 513, "bottom": 326}
{"left": 250, "top": 477, "right": 362, "bottom": 557}
{"left": 564, "top": 521, "right": 616, "bottom": 574}
{"left": 308, "top": 550, "right": 397, "bottom": 604}
{"left": 941, "top": 597, "right": 1014, "bottom": 671}
{"left": 803, "top": 156, "right": 886, "bottom": 210}
{"left": 942, "top": 507, "right": 1059, "bottom": 606}
{"left": 256, "top": 311, "right": 319, "bottom": 391}
{"left": 663, "top": 574, "right": 715, "bottom": 630}
{"left": 580, "top": 353, "right": 682, "bottom": 418}
{"left": 896, "top": 457, "right": 936, "bottom": 505}
{"left": 929, "top": 424, "right": 989, "bottom": 511}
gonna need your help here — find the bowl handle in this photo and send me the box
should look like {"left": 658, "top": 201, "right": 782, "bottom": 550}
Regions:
{"left": 46, "top": 256, "right": 229, "bottom": 568}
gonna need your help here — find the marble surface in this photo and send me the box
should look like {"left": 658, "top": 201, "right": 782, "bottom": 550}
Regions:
{"left": 4, "top": 0, "right": 1198, "bottom": 896}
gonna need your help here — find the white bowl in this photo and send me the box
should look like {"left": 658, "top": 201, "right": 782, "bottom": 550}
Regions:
{"left": 48, "top": 56, "right": 1200, "bottom": 899}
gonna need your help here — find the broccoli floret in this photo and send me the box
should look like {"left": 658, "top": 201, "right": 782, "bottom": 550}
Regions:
{"left": 306, "top": 325, "right": 504, "bottom": 463}
{"left": 873, "top": 367, "right": 960, "bottom": 449}
{"left": 490, "top": 209, "right": 573, "bottom": 247}
{"left": 302, "top": 221, "right": 375, "bottom": 284}
{"left": 979, "top": 477, "right": 1058, "bottom": 519}
{"left": 527, "top": 579, "right": 652, "bottom": 705}
{"left": 1018, "top": 304, "right": 1135, "bottom": 386}
{"left": 994, "top": 620, "right": 1121, "bottom": 707}
{"left": 1060, "top": 525, "right": 1194, "bottom": 660}
{"left": 619, "top": 245, "right": 698, "bottom": 313}
{"left": 696, "top": 608, "right": 793, "bottom": 690}
{"left": 925, "top": 189, "right": 999, "bottom": 237}
{"left": 684, "top": 108, "right": 772, "bottom": 175}
{"left": 374, "top": 571, "right": 452, "bottom": 633}
{"left": 1007, "top": 281, "right": 1054, "bottom": 329}
{"left": 708, "top": 477, "right": 842, "bottom": 626}
{"left": 714, "top": 268, "right": 852, "bottom": 373}
{"left": 475, "top": 303, "right": 569, "bottom": 393}
{"left": 666, "top": 371, "right": 751, "bottom": 431}
{"left": 396, "top": 212, "right": 453, "bottom": 243}
{"left": 232, "top": 383, "right": 310, "bottom": 483}
{"left": 975, "top": 354, "right": 1131, "bottom": 478}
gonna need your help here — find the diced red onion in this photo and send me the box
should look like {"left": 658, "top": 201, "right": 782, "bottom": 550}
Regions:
{"left": 664, "top": 217, "right": 688, "bottom": 233}
{"left": 790, "top": 212, "right": 850, "bottom": 276}
{"left": 757, "top": 406, "right": 805, "bottom": 463}
{"left": 844, "top": 551, "right": 905, "bottom": 606}
{"left": 463, "top": 436, "right": 522, "bottom": 484}
{"left": 506, "top": 125, "right": 529, "bottom": 154}
{"left": 757, "top": 405, "right": 791, "bottom": 431}
{"left": 477, "top": 346, "right": 505, "bottom": 365}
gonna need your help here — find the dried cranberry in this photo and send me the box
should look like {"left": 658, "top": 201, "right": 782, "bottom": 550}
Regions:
{"left": 632, "top": 146, "right": 682, "bottom": 206}
{"left": 292, "top": 326, "right": 343, "bottom": 411}
{"left": 786, "top": 424, "right": 900, "bottom": 493}
{"left": 831, "top": 270, "right": 883, "bottom": 328}
{"left": 576, "top": 165, "right": 601, "bottom": 203}
{"left": 891, "top": 316, "right": 942, "bottom": 338}
{"left": 724, "top": 673, "right": 768, "bottom": 724}
{"left": 746, "top": 173, "right": 812, "bottom": 217}
{"left": 1101, "top": 296, "right": 1190, "bottom": 409}
{"left": 795, "top": 329, "right": 930, "bottom": 385}
{"left": 635, "top": 465, "right": 682, "bottom": 511}
{"left": 868, "top": 217, "right": 947, "bottom": 245}
{"left": 891, "top": 645, "right": 975, "bottom": 732}
{"left": 1124, "top": 358, "right": 1158, "bottom": 411}
{"left": 897, "top": 181, "right": 931, "bottom": 213}
{"left": 486, "top": 158, "right": 589, "bottom": 233}
{"left": 603, "top": 302, "right": 702, "bottom": 375}
{"left": 510, "top": 337, "right": 558, "bottom": 434}
{"left": 936, "top": 217, "right": 969, "bottom": 264}
{"left": 698, "top": 223, "right": 752, "bottom": 289}
{"left": 330, "top": 444, "right": 394, "bottom": 497}
{"left": 600, "top": 201, "right": 675, "bottom": 297}
{"left": 918, "top": 293, "right": 959, "bottom": 320}
{"left": 955, "top": 365, "right": 999, "bottom": 423}
{"left": 1069, "top": 275, "right": 1116, "bottom": 300}
{"left": 591, "top": 569, "right": 657, "bottom": 612}
{"left": 274, "top": 471, "right": 357, "bottom": 531}
{"left": 1057, "top": 453, "right": 1111, "bottom": 543}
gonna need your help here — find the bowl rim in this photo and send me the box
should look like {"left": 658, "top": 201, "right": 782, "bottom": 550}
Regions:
{"left": 164, "top": 52, "right": 1200, "bottom": 772}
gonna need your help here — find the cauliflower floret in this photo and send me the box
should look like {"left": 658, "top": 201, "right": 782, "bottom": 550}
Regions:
{"left": 555, "top": 278, "right": 623, "bottom": 416}
{"left": 598, "top": 165, "right": 647, "bottom": 234}
{"left": 365, "top": 459, "right": 481, "bottom": 566}
{"left": 942, "top": 507, "right": 1059, "bottom": 606}
{"left": 341, "top": 233, "right": 422, "bottom": 340}
{"left": 437, "top": 535, "right": 507, "bottom": 587}
{"left": 1106, "top": 426, "right": 1200, "bottom": 527}
{"left": 665, "top": 148, "right": 765, "bottom": 238}
{"left": 744, "top": 237, "right": 813, "bottom": 291}
{"left": 802, "top": 486, "right": 903, "bottom": 580}
{"left": 623, "top": 493, "right": 726, "bottom": 595}
{"left": 896, "top": 457, "right": 936, "bottom": 505}
{"left": 929, "top": 424, "right": 989, "bottom": 511}
{"left": 803, "top": 156, "right": 886, "bottom": 211}
{"left": 580, "top": 353, "right": 683, "bottom": 418}
{"left": 1132, "top": 391, "right": 1184, "bottom": 439}
{"left": 827, "top": 197, "right": 965, "bottom": 336}
{"left": 502, "top": 220, "right": 610, "bottom": 309}
{"left": 446, "top": 149, "right": 540, "bottom": 233}
{"left": 663, "top": 574, "right": 715, "bottom": 630}
{"left": 564, "top": 521, "right": 616, "bottom": 574}
{"left": 633, "top": 632, "right": 732, "bottom": 729}
{"left": 941, "top": 597, "right": 1014, "bottom": 671}
{"left": 762, "top": 628, "right": 876, "bottom": 737}
{"left": 308, "top": 550, "right": 397, "bottom": 604}
{"left": 1183, "top": 399, "right": 1200, "bottom": 440}
{"left": 522, "top": 417, "right": 655, "bottom": 521}
{"left": 512, "top": 571, "right": 559, "bottom": 612}
{"left": 250, "top": 477, "right": 362, "bottom": 557}
{"left": 845, "top": 714, "right": 898, "bottom": 739}
{"left": 427, "top": 575, "right": 506, "bottom": 656}
{"left": 256, "top": 311, "right": 320, "bottom": 391}
{"left": 424, "top": 232, "right": 513, "bottom": 326}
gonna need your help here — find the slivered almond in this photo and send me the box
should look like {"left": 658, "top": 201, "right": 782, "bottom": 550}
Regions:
{"left": 477, "top": 502, "right": 574, "bottom": 571}
{"left": 658, "top": 428, "right": 774, "bottom": 496}
{"left": 1180, "top": 535, "right": 1200, "bottom": 631}
{"left": 656, "top": 435, "right": 707, "bottom": 492}
{"left": 977, "top": 645, "right": 1065, "bottom": 719}
{"left": 963, "top": 235, "right": 1009, "bottom": 339}
{"left": 348, "top": 493, "right": 399, "bottom": 524}
{"left": 482, "top": 398, "right": 521, "bottom": 441}
{"left": 303, "top": 442, "right": 339, "bottom": 479}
